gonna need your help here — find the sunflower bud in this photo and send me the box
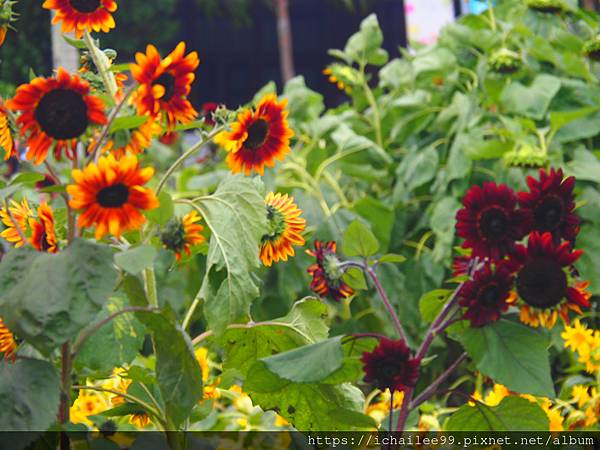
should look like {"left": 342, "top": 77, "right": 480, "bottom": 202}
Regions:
{"left": 0, "top": 1, "right": 17, "bottom": 47}
{"left": 488, "top": 48, "right": 522, "bottom": 74}
{"left": 503, "top": 142, "right": 548, "bottom": 168}
{"left": 525, "top": 0, "right": 566, "bottom": 14}
{"left": 583, "top": 36, "right": 600, "bottom": 62}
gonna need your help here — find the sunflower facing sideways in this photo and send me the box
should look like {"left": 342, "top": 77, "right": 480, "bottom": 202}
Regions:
{"left": 7, "top": 68, "right": 107, "bottom": 165}
{"left": 0, "top": 103, "right": 14, "bottom": 160}
{"left": 0, "top": 198, "right": 32, "bottom": 247}
{"left": 306, "top": 240, "right": 355, "bottom": 301}
{"left": 130, "top": 42, "right": 199, "bottom": 128}
{"left": 215, "top": 94, "right": 294, "bottom": 176}
{"left": 67, "top": 153, "right": 159, "bottom": 239}
{"left": 28, "top": 203, "right": 59, "bottom": 253}
{"left": 507, "top": 232, "right": 590, "bottom": 328}
{"left": 43, "top": 0, "right": 118, "bottom": 38}
{"left": 259, "top": 192, "right": 305, "bottom": 266}
{"left": 160, "top": 210, "right": 205, "bottom": 261}
{"left": 0, "top": 317, "right": 16, "bottom": 361}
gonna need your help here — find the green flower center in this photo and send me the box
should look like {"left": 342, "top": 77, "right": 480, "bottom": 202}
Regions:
{"left": 161, "top": 218, "right": 186, "bottom": 251}
{"left": 262, "top": 205, "right": 286, "bottom": 243}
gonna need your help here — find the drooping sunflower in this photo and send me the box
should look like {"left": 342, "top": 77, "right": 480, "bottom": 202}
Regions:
{"left": 306, "top": 240, "right": 354, "bottom": 301}
{"left": 28, "top": 203, "right": 59, "bottom": 253}
{"left": 130, "top": 42, "right": 199, "bottom": 128}
{"left": 160, "top": 210, "right": 205, "bottom": 261}
{"left": 43, "top": 0, "right": 118, "bottom": 38}
{"left": 111, "top": 116, "right": 163, "bottom": 158}
{"left": 7, "top": 68, "right": 107, "bottom": 165}
{"left": 259, "top": 192, "right": 305, "bottom": 267}
{"left": 67, "top": 153, "right": 159, "bottom": 239}
{"left": 215, "top": 94, "right": 294, "bottom": 176}
{"left": 0, "top": 317, "right": 16, "bottom": 361}
{"left": 0, "top": 103, "right": 15, "bottom": 160}
{"left": 361, "top": 338, "right": 420, "bottom": 393}
{"left": 518, "top": 168, "right": 580, "bottom": 243}
{"left": 458, "top": 262, "right": 514, "bottom": 327}
{"left": 456, "top": 182, "right": 525, "bottom": 261}
{"left": 0, "top": 198, "right": 32, "bottom": 247}
{"left": 507, "top": 232, "right": 590, "bottom": 328}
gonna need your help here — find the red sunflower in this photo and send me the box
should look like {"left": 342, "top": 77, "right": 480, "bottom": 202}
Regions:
{"left": 458, "top": 262, "right": 514, "bottom": 327}
{"left": 306, "top": 240, "right": 354, "bottom": 301}
{"left": 43, "top": 0, "right": 117, "bottom": 38}
{"left": 518, "top": 168, "right": 580, "bottom": 243}
{"left": 7, "top": 68, "right": 107, "bottom": 165}
{"left": 215, "top": 94, "right": 293, "bottom": 176}
{"left": 361, "top": 338, "right": 421, "bottom": 393}
{"left": 28, "top": 203, "right": 59, "bottom": 253}
{"left": 507, "top": 232, "right": 590, "bottom": 328}
{"left": 67, "top": 153, "right": 159, "bottom": 239}
{"left": 456, "top": 182, "right": 525, "bottom": 261}
{"left": 130, "top": 42, "right": 199, "bottom": 128}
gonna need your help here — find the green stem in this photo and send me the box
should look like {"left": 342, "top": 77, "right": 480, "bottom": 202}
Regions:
{"left": 181, "top": 290, "right": 202, "bottom": 331}
{"left": 72, "top": 385, "right": 162, "bottom": 421}
{"left": 83, "top": 31, "right": 118, "bottom": 99}
{"left": 143, "top": 267, "right": 159, "bottom": 308}
{"left": 360, "top": 70, "right": 383, "bottom": 148}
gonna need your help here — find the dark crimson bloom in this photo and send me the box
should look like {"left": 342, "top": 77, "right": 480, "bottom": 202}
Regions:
{"left": 518, "top": 168, "right": 580, "bottom": 243}
{"left": 306, "top": 240, "right": 354, "bottom": 301}
{"left": 507, "top": 232, "right": 590, "bottom": 328}
{"left": 456, "top": 182, "right": 525, "bottom": 261}
{"left": 458, "top": 262, "right": 514, "bottom": 327}
{"left": 202, "top": 102, "right": 219, "bottom": 126}
{"left": 361, "top": 338, "right": 420, "bottom": 392}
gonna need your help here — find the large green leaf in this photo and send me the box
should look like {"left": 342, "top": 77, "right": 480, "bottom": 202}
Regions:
{"left": 0, "top": 239, "right": 117, "bottom": 355}
{"left": 114, "top": 245, "right": 157, "bottom": 275}
{"left": 500, "top": 75, "right": 561, "bottom": 120}
{"left": 0, "top": 359, "right": 60, "bottom": 430}
{"left": 446, "top": 397, "right": 549, "bottom": 431}
{"left": 137, "top": 311, "right": 203, "bottom": 427}
{"left": 566, "top": 148, "right": 600, "bottom": 183}
{"left": 194, "top": 175, "right": 268, "bottom": 334}
{"left": 458, "top": 320, "right": 554, "bottom": 397}
{"left": 342, "top": 220, "right": 379, "bottom": 257}
{"left": 343, "top": 14, "right": 388, "bottom": 66}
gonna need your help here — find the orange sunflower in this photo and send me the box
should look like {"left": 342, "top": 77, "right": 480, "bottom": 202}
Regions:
{"left": 160, "top": 210, "right": 205, "bottom": 261}
{"left": 0, "top": 103, "right": 15, "bottom": 160}
{"left": 111, "top": 116, "right": 163, "bottom": 158}
{"left": 130, "top": 42, "right": 199, "bottom": 128}
{"left": 215, "top": 94, "right": 294, "bottom": 176}
{"left": 0, "top": 198, "right": 32, "bottom": 247}
{"left": 0, "top": 317, "right": 16, "bottom": 361}
{"left": 259, "top": 192, "right": 305, "bottom": 267}
{"left": 67, "top": 153, "right": 159, "bottom": 239}
{"left": 7, "top": 68, "right": 107, "bottom": 165}
{"left": 28, "top": 203, "right": 59, "bottom": 253}
{"left": 43, "top": 0, "right": 117, "bottom": 38}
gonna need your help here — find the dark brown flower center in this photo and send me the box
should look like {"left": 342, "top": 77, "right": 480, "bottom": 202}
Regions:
{"left": 153, "top": 73, "right": 176, "bottom": 102}
{"left": 478, "top": 284, "right": 502, "bottom": 308}
{"left": 244, "top": 119, "right": 269, "bottom": 150}
{"left": 69, "top": 0, "right": 101, "bottom": 13}
{"left": 479, "top": 206, "right": 509, "bottom": 240}
{"left": 96, "top": 183, "right": 129, "bottom": 208}
{"left": 534, "top": 195, "right": 564, "bottom": 231}
{"left": 516, "top": 258, "right": 567, "bottom": 309}
{"left": 40, "top": 231, "right": 52, "bottom": 252}
{"left": 35, "top": 89, "right": 89, "bottom": 140}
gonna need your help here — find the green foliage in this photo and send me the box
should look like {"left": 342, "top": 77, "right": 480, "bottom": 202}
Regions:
{"left": 0, "top": 239, "right": 117, "bottom": 355}
{"left": 342, "top": 219, "right": 379, "bottom": 257}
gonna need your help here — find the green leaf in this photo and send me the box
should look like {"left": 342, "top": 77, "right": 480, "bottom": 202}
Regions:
{"left": 0, "top": 359, "right": 60, "bottom": 430}
{"left": 353, "top": 197, "right": 394, "bottom": 251}
{"left": 74, "top": 297, "right": 145, "bottom": 373}
{"left": 109, "top": 115, "right": 148, "bottom": 133}
{"left": 146, "top": 191, "right": 174, "bottom": 226}
{"left": 446, "top": 397, "right": 549, "bottom": 431}
{"left": 137, "top": 311, "right": 203, "bottom": 427}
{"left": 566, "top": 148, "right": 600, "bottom": 183}
{"left": 342, "top": 220, "right": 379, "bottom": 257}
{"left": 9, "top": 172, "right": 45, "bottom": 186}
{"left": 196, "top": 175, "right": 268, "bottom": 334}
{"left": 549, "top": 106, "right": 600, "bottom": 133}
{"left": 261, "top": 337, "right": 344, "bottom": 383}
{"left": 344, "top": 14, "right": 388, "bottom": 66}
{"left": 0, "top": 239, "right": 117, "bottom": 355}
{"left": 395, "top": 146, "right": 439, "bottom": 191}
{"left": 378, "top": 254, "right": 406, "bottom": 264}
{"left": 457, "top": 319, "right": 554, "bottom": 397}
{"left": 500, "top": 74, "right": 561, "bottom": 120}
{"left": 343, "top": 267, "right": 368, "bottom": 291}
{"left": 114, "top": 245, "right": 158, "bottom": 275}
{"left": 554, "top": 109, "right": 600, "bottom": 143}
{"left": 419, "top": 289, "right": 451, "bottom": 323}
{"left": 283, "top": 76, "right": 324, "bottom": 123}
{"left": 62, "top": 35, "right": 86, "bottom": 49}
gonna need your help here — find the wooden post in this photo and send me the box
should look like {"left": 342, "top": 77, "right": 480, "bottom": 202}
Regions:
{"left": 50, "top": 11, "right": 78, "bottom": 72}
{"left": 274, "top": 0, "right": 295, "bottom": 83}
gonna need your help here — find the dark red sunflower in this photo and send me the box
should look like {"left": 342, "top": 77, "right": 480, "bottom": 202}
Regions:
{"left": 215, "top": 94, "right": 293, "bottom": 176}
{"left": 306, "top": 240, "right": 354, "bottom": 301}
{"left": 202, "top": 102, "right": 219, "bottom": 126}
{"left": 130, "top": 42, "right": 199, "bottom": 129}
{"left": 458, "top": 262, "right": 514, "bottom": 327}
{"left": 361, "top": 338, "right": 420, "bottom": 393}
{"left": 518, "top": 168, "right": 580, "bottom": 243}
{"left": 43, "top": 0, "right": 117, "bottom": 39}
{"left": 6, "top": 68, "right": 107, "bottom": 165}
{"left": 456, "top": 182, "right": 525, "bottom": 261}
{"left": 507, "top": 232, "right": 590, "bottom": 328}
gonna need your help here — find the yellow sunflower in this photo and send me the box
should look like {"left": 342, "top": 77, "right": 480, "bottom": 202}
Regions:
{"left": 0, "top": 318, "right": 16, "bottom": 361}
{"left": 0, "top": 198, "right": 32, "bottom": 247}
{"left": 259, "top": 192, "right": 305, "bottom": 267}
{"left": 0, "top": 103, "right": 14, "bottom": 160}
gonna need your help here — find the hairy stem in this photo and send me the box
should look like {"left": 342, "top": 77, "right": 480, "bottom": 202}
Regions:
{"left": 83, "top": 31, "right": 118, "bottom": 98}
{"left": 143, "top": 267, "right": 159, "bottom": 308}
